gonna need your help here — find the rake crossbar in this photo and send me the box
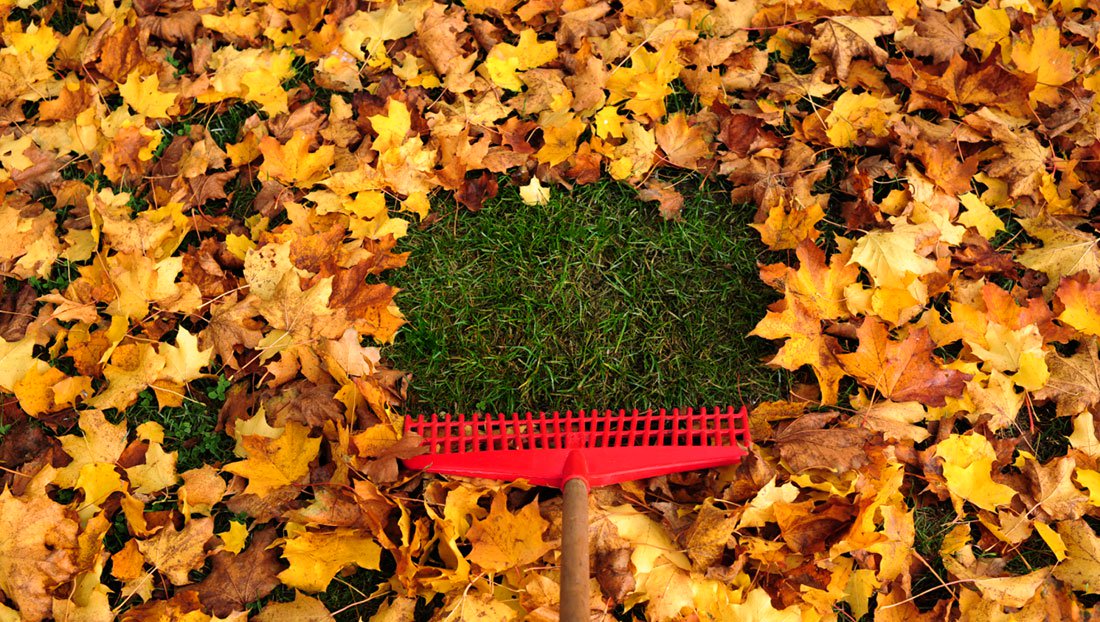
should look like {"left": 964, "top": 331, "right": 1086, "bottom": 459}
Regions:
{"left": 403, "top": 406, "right": 751, "bottom": 488}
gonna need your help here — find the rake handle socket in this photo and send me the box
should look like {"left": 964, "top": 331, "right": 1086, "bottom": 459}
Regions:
{"left": 560, "top": 477, "right": 590, "bottom": 621}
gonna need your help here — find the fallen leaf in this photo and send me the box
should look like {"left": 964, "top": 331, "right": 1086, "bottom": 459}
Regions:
{"left": 188, "top": 527, "right": 282, "bottom": 616}
{"left": 136, "top": 517, "right": 214, "bottom": 586}
{"left": 223, "top": 421, "right": 321, "bottom": 497}
{"left": 467, "top": 492, "right": 553, "bottom": 573}
{"left": 935, "top": 434, "right": 1017, "bottom": 513}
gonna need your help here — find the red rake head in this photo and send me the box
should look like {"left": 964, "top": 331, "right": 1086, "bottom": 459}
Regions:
{"left": 403, "top": 406, "right": 751, "bottom": 488}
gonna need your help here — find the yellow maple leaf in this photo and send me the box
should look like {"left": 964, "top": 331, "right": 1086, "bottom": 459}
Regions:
{"left": 1052, "top": 519, "right": 1100, "bottom": 592}
{"left": 55, "top": 409, "right": 129, "bottom": 489}
{"left": 957, "top": 192, "right": 1005, "bottom": 239}
{"left": 517, "top": 176, "right": 547, "bottom": 204}
{"left": 0, "top": 487, "right": 80, "bottom": 621}
{"left": 966, "top": 5, "right": 1010, "bottom": 61}
{"left": 466, "top": 492, "right": 553, "bottom": 573}
{"left": 339, "top": 3, "right": 419, "bottom": 66}
{"left": 750, "top": 291, "right": 845, "bottom": 404}
{"left": 369, "top": 98, "right": 411, "bottom": 153}
{"left": 223, "top": 421, "right": 321, "bottom": 497}
{"left": 1069, "top": 412, "right": 1100, "bottom": 459}
{"left": 218, "top": 521, "right": 249, "bottom": 554}
{"left": 536, "top": 113, "right": 585, "bottom": 166}
{"left": 1011, "top": 21, "right": 1076, "bottom": 106}
{"left": 118, "top": 71, "right": 177, "bottom": 119}
{"left": 198, "top": 47, "right": 295, "bottom": 115}
{"left": 1076, "top": 469, "right": 1100, "bottom": 506}
{"left": 484, "top": 29, "right": 558, "bottom": 91}
{"left": 824, "top": 91, "right": 899, "bottom": 148}
{"left": 751, "top": 199, "right": 826, "bottom": 250}
{"left": 259, "top": 134, "right": 335, "bottom": 186}
{"left": 0, "top": 133, "right": 34, "bottom": 170}
{"left": 607, "top": 45, "right": 683, "bottom": 120}
{"left": 1035, "top": 521, "right": 1066, "bottom": 561}
{"left": 125, "top": 442, "right": 179, "bottom": 495}
{"left": 593, "top": 106, "right": 625, "bottom": 139}
{"left": 848, "top": 219, "right": 939, "bottom": 285}
{"left": 136, "top": 517, "right": 214, "bottom": 586}
{"left": 158, "top": 328, "right": 213, "bottom": 386}
{"left": 0, "top": 335, "right": 36, "bottom": 393}
{"left": 13, "top": 364, "right": 90, "bottom": 416}
{"left": 277, "top": 524, "right": 381, "bottom": 591}
{"left": 1018, "top": 215, "right": 1100, "bottom": 289}
{"left": 75, "top": 462, "right": 126, "bottom": 522}
{"left": 729, "top": 588, "right": 802, "bottom": 622}
{"left": 87, "top": 343, "right": 165, "bottom": 412}
{"left": 935, "top": 433, "right": 1018, "bottom": 513}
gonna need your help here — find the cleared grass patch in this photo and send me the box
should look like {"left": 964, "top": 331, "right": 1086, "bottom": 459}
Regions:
{"left": 388, "top": 178, "right": 786, "bottom": 413}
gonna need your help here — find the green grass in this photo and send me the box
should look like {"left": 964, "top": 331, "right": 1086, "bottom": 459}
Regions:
{"left": 911, "top": 503, "right": 957, "bottom": 610}
{"left": 123, "top": 383, "right": 234, "bottom": 472}
{"left": 386, "top": 177, "right": 786, "bottom": 414}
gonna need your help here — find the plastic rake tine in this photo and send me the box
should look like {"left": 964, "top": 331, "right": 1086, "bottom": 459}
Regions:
{"left": 403, "top": 405, "right": 752, "bottom": 621}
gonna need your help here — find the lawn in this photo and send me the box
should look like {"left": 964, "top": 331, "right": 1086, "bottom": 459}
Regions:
{"left": 388, "top": 177, "right": 786, "bottom": 414}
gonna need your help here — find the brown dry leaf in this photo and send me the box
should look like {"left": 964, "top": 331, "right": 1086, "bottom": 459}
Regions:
{"left": 0, "top": 489, "right": 80, "bottom": 622}
{"left": 681, "top": 499, "right": 737, "bottom": 569}
{"left": 1033, "top": 338, "right": 1100, "bottom": 418}
{"left": 896, "top": 9, "right": 967, "bottom": 64}
{"left": 773, "top": 497, "right": 856, "bottom": 554}
{"left": 655, "top": 112, "right": 711, "bottom": 169}
{"left": 809, "top": 16, "right": 896, "bottom": 81}
{"left": 136, "top": 517, "right": 214, "bottom": 586}
{"left": 1021, "top": 456, "right": 1089, "bottom": 521}
{"left": 637, "top": 180, "right": 684, "bottom": 221}
{"left": 774, "top": 412, "right": 871, "bottom": 473}
{"left": 187, "top": 527, "right": 282, "bottom": 616}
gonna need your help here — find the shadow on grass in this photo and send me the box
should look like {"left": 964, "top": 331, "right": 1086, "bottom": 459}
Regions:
{"left": 387, "top": 176, "right": 787, "bottom": 414}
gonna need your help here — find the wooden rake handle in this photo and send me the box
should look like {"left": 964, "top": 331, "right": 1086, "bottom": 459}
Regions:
{"left": 560, "top": 478, "right": 590, "bottom": 621}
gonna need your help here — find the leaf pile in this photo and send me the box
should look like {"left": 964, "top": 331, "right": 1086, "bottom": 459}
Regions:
{"left": 1, "top": 0, "right": 1100, "bottom": 619}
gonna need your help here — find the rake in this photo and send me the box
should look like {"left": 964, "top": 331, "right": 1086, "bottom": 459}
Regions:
{"left": 403, "top": 406, "right": 752, "bottom": 620}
